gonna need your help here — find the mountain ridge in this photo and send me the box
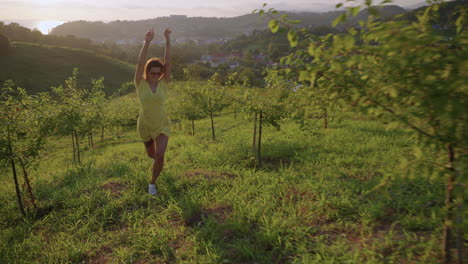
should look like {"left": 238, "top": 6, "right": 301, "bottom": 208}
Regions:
{"left": 50, "top": 6, "right": 407, "bottom": 44}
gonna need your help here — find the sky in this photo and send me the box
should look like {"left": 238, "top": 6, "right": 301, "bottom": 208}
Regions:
{"left": 1, "top": 0, "right": 426, "bottom": 21}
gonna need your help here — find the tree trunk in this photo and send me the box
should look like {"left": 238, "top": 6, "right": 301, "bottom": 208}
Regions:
{"left": 19, "top": 157, "right": 37, "bottom": 209}
{"left": 324, "top": 109, "right": 328, "bottom": 129}
{"left": 442, "top": 144, "right": 456, "bottom": 264}
{"left": 191, "top": 120, "right": 195, "bottom": 136}
{"left": 210, "top": 111, "right": 215, "bottom": 141}
{"left": 252, "top": 112, "right": 257, "bottom": 154}
{"left": 257, "top": 111, "right": 263, "bottom": 167}
{"left": 7, "top": 128, "right": 25, "bottom": 217}
{"left": 71, "top": 132, "right": 76, "bottom": 164}
{"left": 101, "top": 127, "right": 104, "bottom": 143}
{"left": 455, "top": 164, "right": 464, "bottom": 264}
{"left": 10, "top": 157, "right": 25, "bottom": 217}
{"left": 75, "top": 130, "right": 81, "bottom": 164}
{"left": 90, "top": 133, "right": 94, "bottom": 149}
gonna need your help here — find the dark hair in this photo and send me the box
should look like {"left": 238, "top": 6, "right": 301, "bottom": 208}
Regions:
{"left": 144, "top": 58, "right": 165, "bottom": 80}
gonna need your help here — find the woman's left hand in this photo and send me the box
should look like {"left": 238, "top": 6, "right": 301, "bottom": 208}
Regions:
{"left": 164, "top": 28, "right": 171, "bottom": 41}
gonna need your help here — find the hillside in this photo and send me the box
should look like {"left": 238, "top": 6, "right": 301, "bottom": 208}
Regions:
{"left": 50, "top": 6, "right": 406, "bottom": 44}
{"left": 0, "top": 42, "right": 135, "bottom": 94}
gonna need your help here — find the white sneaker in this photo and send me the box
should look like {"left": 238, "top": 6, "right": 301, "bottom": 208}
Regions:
{"left": 148, "top": 184, "right": 157, "bottom": 196}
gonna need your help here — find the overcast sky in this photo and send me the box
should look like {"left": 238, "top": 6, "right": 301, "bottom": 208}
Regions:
{"left": 1, "top": 0, "right": 426, "bottom": 21}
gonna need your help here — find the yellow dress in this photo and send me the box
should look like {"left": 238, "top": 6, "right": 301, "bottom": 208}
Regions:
{"left": 135, "top": 79, "right": 171, "bottom": 142}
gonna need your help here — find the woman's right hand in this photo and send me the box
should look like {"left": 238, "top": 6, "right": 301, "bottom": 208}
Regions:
{"left": 145, "top": 28, "right": 154, "bottom": 43}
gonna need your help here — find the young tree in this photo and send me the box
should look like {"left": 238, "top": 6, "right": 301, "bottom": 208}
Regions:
{"left": 197, "top": 74, "right": 229, "bottom": 141}
{"left": 167, "top": 81, "right": 205, "bottom": 136}
{"left": 0, "top": 80, "right": 51, "bottom": 215}
{"left": 234, "top": 74, "right": 290, "bottom": 167}
{"left": 50, "top": 68, "right": 85, "bottom": 164}
{"left": 82, "top": 77, "right": 107, "bottom": 148}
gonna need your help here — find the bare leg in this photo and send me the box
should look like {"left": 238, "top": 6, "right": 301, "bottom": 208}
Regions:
{"left": 150, "top": 134, "right": 169, "bottom": 184}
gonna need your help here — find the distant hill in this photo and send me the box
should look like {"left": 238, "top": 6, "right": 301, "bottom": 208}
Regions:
{"left": 403, "top": 2, "right": 429, "bottom": 10}
{"left": 400, "top": 0, "right": 467, "bottom": 25}
{"left": 50, "top": 6, "right": 407, "bottom": 44}
{"left": 0, "top": 42, "right": 134, "bottom": 94}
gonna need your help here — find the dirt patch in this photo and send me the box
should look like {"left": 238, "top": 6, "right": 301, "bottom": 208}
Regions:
{"left": 184, "top": 204, "right": 234, "bottom": 227}
{"left": 133, "top": 259, "right": 166, "bottom": 264}
{"left": 101, "top": 179, "right": 128, "bottom": 197}
{"left": 204, "top": 204, "right": 233, "bottom": 223}
{"left": 169, "top": 233, "right": 194, "bottom": 254}
{"left": 283, "top": 186, "right": 315, "bottom": 203}
{"left": 184, "top": 169, "right": 236, "bottom": 180}
{"left": 168, "top": 212, "right": 185, "bottom": 227}
{"left": 263, "top": 157, "right": 292, "bottom": 167}
{"left": 107, "top": 223, "right": 129, "bottom": 233}
{"left": 85, "top": 245, "right": 112, "bottom": 264}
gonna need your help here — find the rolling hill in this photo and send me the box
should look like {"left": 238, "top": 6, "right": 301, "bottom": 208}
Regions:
{"left": 0, "top": 42, "right": 135, "bottom": 95}
{"left": 50, "top": 6, "right": 407, "bottom": 44}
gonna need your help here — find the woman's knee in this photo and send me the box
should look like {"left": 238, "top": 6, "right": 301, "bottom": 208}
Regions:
{"left": 147, "top": 150, "right": 156, "bottom": 159}
{"left": 144, "top": 140, "right": 155, "bottom": 158}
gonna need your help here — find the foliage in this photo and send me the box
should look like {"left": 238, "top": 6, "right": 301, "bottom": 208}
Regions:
{"left": 258, "top": 0, "right": 467, "bottom": 262}
{"left": 0, "top": 80, "right": 52, "bottom": 214}
{"left": 167, "top": 81, "right": 206, "bottom": 135}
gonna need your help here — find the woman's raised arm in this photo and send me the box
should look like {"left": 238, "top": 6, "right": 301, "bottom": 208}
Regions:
{"left": 135, "top": 28, "right": 154, "bottom": 85}
{"left": 163, "top": 28, "right": 171, "bottom": 82}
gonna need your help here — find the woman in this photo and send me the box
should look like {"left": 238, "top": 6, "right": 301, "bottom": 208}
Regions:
{"left": 134, "top": 28, "right": 171, "bottom": 196}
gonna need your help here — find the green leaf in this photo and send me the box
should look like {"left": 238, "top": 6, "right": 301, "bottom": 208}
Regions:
{"left": 259, "top": 10, "right": 265, "bottom": 16}
{"left": 413, "top": 147, "right": 423, "bottom": 159}
{"left": 336, "top": 3, "right": 343, "bottom": 8}
{"left": 386, "top": 122, "right": 400, "bottom": 130}
{"left": 455, "top": 12, "right": 464, "bottom": 34}
{"left": 332, "top": 13, "right": 347, "bottom": 27}
{"left": 308, "top": 42, "right": 315, "bottom": 56}
{"left": 349, "top": 6, "right": 361, "bottom": 17}
{"left": 269, "top": 19, "right": 279, "bottom": 33}
{"left": 388, "top": 87, "right": 398, "bottom": 98}
{"left": 287, "top": 30, "right": 299, "bottom": 47}
{"left": 299, "top": 71, "right": 309, "bottom": 82}
{"left": 309, "top": 73, "right": 317, "bottom": 85}
{"left": 344, "top": 35, "right": 355, "bottom": 50}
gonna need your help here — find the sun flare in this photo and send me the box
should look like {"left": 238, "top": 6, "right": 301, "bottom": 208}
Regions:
{"left": 35, "top": 20, "right": 64, "bottom": 34}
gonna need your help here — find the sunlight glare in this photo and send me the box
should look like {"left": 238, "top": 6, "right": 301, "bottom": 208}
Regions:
{"left": 35, "top": 20, "right": 65, "bottom": 34}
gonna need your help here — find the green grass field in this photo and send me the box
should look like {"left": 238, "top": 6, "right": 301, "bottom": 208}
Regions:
{"left": 0, "top": 112, "right": 457, "bottom": 263}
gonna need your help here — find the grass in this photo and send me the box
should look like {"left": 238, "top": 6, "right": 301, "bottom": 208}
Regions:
{"left": 0, "top": 112, "right": 463, "bottom": 263}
